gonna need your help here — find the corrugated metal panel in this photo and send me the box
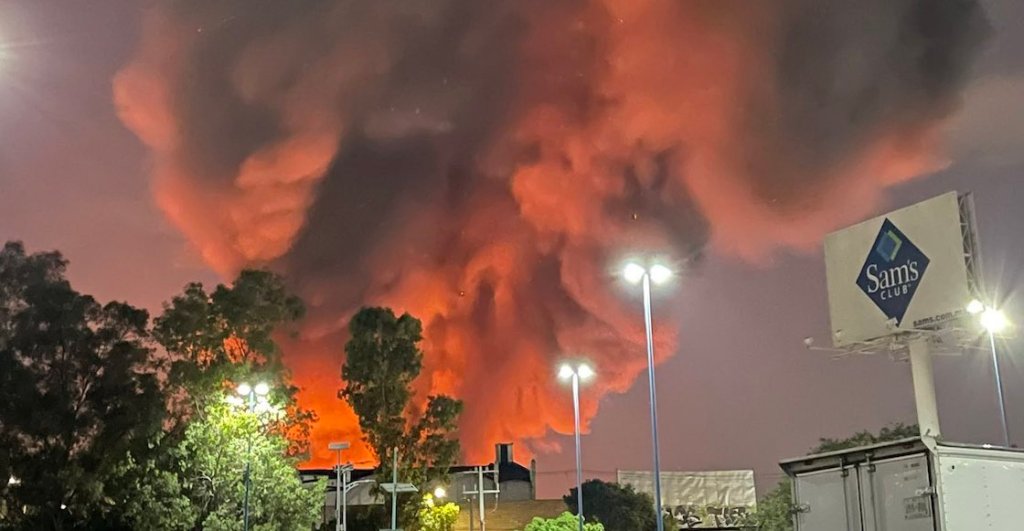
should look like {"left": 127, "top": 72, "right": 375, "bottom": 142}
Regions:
{"left": 617, "top": 470, "right": 756, "bottom": 508}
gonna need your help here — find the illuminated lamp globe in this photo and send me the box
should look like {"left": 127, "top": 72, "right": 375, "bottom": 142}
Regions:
{"left": 649, "top": 264, "right": 672, "bottom": 284}
{"left": 236, "top": 382, "right": 252, "bottom": 396}
{"left": 254, "top": 382, "right": 270, "bottom": 396}
{"left": 576, "top": 363, "right": 595, "bottom": 381}
{"left": 623, "top": 263, "right": 645, "bottom": 284}
{"left": 558, "top": 364, "right": 575, "bottom": 381}
{"left": 980, "top": 308, "right": 1009, "bottom": 334}
{"left": 433, "top": 486, "right": 447, "bottom": 499}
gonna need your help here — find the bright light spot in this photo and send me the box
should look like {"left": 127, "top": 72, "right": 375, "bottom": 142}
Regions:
{"left": 966, "top": 299, "right": 985, "bottom": 315}
{"left": 225, "top": 395, "right": 244, "bottom": 407}
{"left": 236, "top": 382, "right": 252, "bottom": 396}
{"left": 981, "top": 308, "right": 1009, "bottom": 333}
{"left": 558, "top": 364, "right": 574, "bottom": 381}
{"left": 433, "top": 486, "right": 447, "bottom": 499}
{"left": 577, "top": 363, "right": 595, "bottom": 381}
{"left": 60, "top": 504, "right": 67, "bottom": 510}
{"left": 649, "top": 264, "right": 672, "bottom": 284}
{"left": 7, "top": 476, "right": 19, "bottom": 486}
{"left": 623, "top": 263, "right": 645, "bottom": 284}
{"left": 254, "top": 382, "right": 270, "bottom": 396}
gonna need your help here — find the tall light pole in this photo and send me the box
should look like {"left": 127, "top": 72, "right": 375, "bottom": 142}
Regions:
{"left": 558, "top": 362, "right": 595, "bottom": 531}
{"left": 329, "top": 442, "right": 351, "bottom": 531}
{"left": 968, "top": 300, "right": 1012, "bottom": 446}
{"left": 235, "top": 381, "right": 271, "bottom": 531}
{"left": 623, "top": 261, "right": 672, "bottom": 531}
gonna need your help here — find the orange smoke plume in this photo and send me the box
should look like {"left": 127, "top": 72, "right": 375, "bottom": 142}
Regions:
{"left": 114, "top": 0, "right": 987, "bottom": 466}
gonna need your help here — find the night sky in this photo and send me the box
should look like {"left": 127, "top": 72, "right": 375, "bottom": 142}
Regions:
{"left": 1, "top": 0, "right": 1022, "bottom": 498}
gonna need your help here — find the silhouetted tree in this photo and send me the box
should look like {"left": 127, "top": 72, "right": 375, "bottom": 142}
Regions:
{"left": 341, "top": 307, "right": 463, "bottom": 526}
{"left": 564, "top": 479, "right": 660, "bottom": 531}
{"left": 0, "top": 242, "right": 165, "bottom": 529}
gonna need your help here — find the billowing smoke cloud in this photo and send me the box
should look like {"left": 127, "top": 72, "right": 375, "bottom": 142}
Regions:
{"left": 114, "top": 0, "right": 987, "bottom": 465}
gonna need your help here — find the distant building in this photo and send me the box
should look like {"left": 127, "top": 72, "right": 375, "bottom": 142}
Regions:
{"left": 300, "top": 443, "right": 538, "bottom": 526}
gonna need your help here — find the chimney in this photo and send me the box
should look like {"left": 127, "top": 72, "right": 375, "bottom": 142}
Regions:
{"left": 495, "top": 442, "right": 513, "bottom": 465}
{"left": 530, "top": 458, "right": 537, "bottom": 500}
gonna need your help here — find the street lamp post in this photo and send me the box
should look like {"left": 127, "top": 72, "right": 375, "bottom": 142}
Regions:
{"left": 969, "top": 300, "right": 1012, "bottom": 446}
{"left": 558, "top": 362, "right": 595, "bottom": 531}
{"left": 329, "top": 442, "right": 351, "bottom": 531}
{"left": 624, "top": 262, "right": 672, "bottom": 531}
{"left": 236, "top": 381, "right": 271, "bottom": 531}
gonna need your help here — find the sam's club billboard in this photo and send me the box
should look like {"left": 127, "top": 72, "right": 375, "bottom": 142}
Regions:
{"left": 825, "top": 192, "right": 974, "bottom": 347}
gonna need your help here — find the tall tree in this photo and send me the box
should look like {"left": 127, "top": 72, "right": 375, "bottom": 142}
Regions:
{"left": 0, "top": 242, "right": 166, "bottom": 529}
{"left": 564, "top": 479, "right": 660, "bottom": 531}
{"left": 341, "top": 307, "right": 463, "bottom": 526}
{"left": 154, "top": 269, "right": 312, "bottom": 455}
{"left": 142, "top": 270, "right": 325, "bottom": 529}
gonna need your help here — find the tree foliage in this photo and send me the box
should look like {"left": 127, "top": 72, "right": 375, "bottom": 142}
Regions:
{"left": 524, "top": 511, "right": 605, "bottom": 531}
{"left": 0, "top": 241, "right": 325, "bottom": 530}
{"left": 811, "top": 422, "right": 919, "bottom": 454}
{"left": 154, "top": 270, "right": 313, "bottom": 455}
{"left": 140, "top": 270, "right": 324, "bottom": 529}
{"left": 0, "top": 242, "right": 166, "bottom": 529}
{"left": 754, "top": 423, "right": 920, "bottom": 531}
{"left": 169, "top": 401, "right": 324, "bottom": 531}
{"left": 418, "top": 494, "right": 459, "bottom": 531}
{"left": 340, "top": 307, "right": 463, "bottom": 526}
{"left": 564, "top": 479, "right": 659, "bottom": 531}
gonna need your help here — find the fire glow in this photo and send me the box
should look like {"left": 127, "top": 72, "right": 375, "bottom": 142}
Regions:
{"left": 113, "top": 0, "right": 987, "bottom": 466}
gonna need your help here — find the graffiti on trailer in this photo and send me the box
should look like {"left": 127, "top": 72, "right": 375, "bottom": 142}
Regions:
{"left": 669, "top": 505, "right": 756, "bottom": 529}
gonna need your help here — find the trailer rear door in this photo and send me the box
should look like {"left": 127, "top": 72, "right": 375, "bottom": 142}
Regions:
{"left": 859, "top": 453, "right": 936, "bottom": 531}
{"left": 794, "top": 466, "right": 863, "bottom": 531}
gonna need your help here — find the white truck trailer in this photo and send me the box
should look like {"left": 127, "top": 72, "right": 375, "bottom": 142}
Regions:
{"left": 779, "top": 437, "right": 1024, "bottom": 530}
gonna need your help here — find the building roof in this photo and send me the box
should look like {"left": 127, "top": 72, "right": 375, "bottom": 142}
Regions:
{"left": 450, "top": 460, "right": 532, "bottom": 483}
{"left": 300, "top": 460, "right": 532, "bottom": 485}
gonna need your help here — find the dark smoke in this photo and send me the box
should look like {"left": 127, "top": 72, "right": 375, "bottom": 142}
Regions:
{"left": 114, "top": 0, "right": 988, "bottom": 464}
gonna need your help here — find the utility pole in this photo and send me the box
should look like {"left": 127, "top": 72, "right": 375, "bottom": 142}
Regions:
{"left": 463, "top": 465, "right": 500, "bottom": 531}
{"left": 391, "top": 450, "right": 399, "bottom": 530}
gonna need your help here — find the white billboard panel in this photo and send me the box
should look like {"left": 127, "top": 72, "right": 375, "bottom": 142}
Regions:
{"left": 618, "top": 470, "right": 756, "bottom": 528}
{"left": 824, "top": 192, "right": 972, "bottom": 346}
{"left": 617, "top": 469, "right": 756, "bottom": 507}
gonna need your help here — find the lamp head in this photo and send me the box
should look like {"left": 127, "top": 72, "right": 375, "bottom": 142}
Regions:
{"left": 576, "top": 363, "right": 595, "bottom": 381}
{"left": 623, "top": 263, "right": 645, "bottom": 284}
{"left": 981, "top": 307, "right": 1009, "bottom": 333}
{"left": 649, "top": 264, "right": 672, "bottom": 284}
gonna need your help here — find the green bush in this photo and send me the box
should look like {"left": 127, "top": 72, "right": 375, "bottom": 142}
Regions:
{"left": 524, "top": 511, "right": 605, "bottom": 531}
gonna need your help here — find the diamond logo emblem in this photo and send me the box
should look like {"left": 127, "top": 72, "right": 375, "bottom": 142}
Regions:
{"left": 855, "top": 219, "right": 930, "bottom": 325}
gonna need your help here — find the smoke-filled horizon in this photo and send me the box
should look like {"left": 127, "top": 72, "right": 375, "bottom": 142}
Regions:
{"left": 113, "top": 0, "right": 987, "bottom": 466}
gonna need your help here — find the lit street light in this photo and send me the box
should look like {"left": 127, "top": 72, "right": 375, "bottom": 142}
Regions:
{"left": 623, "top": 261, "right": 672, "bottom": 531}
{"left": 236, "top": 381, "right": 271, "bottom": 531}
{"left": 558, "top": 361, "right": 595, "bottom": 531}
{"left": 329, "top": 441, "right": 351, "bottom": 531}
{"left": 968, "top": 300, "right": 1012, "bottom": 447}
{"left": 433, "top": 486, "right": 447, "bottom": 499}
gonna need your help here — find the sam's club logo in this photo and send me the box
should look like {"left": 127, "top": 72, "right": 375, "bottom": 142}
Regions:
{"left": 855, "top": 219, "right": 930, "bottom": 325}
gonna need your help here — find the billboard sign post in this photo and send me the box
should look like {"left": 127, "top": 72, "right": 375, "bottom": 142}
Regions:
{"left": 824, "top": 192, "right": 978, "bottom": 439}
